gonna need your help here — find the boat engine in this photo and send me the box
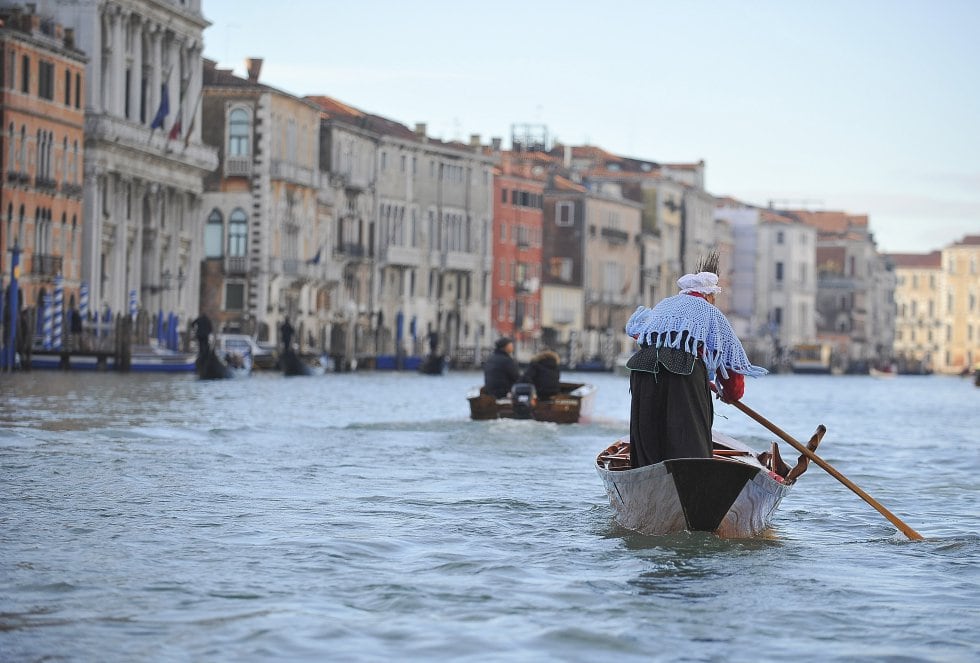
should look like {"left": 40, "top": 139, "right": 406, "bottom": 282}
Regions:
{"left": 511, "top": 383, "right": 537, "bottom": 419}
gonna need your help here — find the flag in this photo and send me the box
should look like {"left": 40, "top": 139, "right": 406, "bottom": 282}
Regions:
{"left": 306, "top": 248, "right": 322, "bottom": 265}
{"left": 168, "top": 109, "right": 182, "bottom": 141}
{"left": 150, "top": 84, "right": 169, "bottom": 130}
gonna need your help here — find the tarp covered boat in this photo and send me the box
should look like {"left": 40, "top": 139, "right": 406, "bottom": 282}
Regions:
{"left": 596, "top": 427, "right": 825, "bottom": 538}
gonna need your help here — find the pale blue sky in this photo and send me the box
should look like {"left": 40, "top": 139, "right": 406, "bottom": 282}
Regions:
{"left": 202, "top": 0, "right": 979, "bottom": 253}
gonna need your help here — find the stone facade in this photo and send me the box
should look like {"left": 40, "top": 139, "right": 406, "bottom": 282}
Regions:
{"left": 36, "top": 0, "right": 217, "bottom": 333}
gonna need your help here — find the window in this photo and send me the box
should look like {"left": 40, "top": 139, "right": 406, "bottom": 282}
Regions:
{"left": 776, "top": 231, "right": 784, "bottom": 244}
{"left": 556, "top": 201, "right": 573, "bottom": 226}
{"left": 775, "top": 261, "right": 784, "bottom": 281}
{"left": 38, "top": 61, "right": 54, "bottom": 100}
{"left": 225, "top": 283, "right": 245, "bottom": 310}
{"left": 228, "top": 109, "right": 250, "bottom": 156}
{"left": 550, "top": 257, "right": 573, "bottom": 281}
{"left": 501, "top": 188, "right": 507, "bottom": 204}
{"left": 205, "top": 209, "right": 224, "bottom": 257}
{"left": 64, "top": 69, "right": 71, "bottom": 106}
{"left": 21, "top": 55, "right": 29, "bottom": 93}
{"left": 74, "top": 73, "right": 81, "bottom": 108}
{"left": 228, "top": 209, "right": 248, "bottom": 256}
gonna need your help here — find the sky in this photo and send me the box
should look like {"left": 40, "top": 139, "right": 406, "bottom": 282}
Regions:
{"left": 201, "top": 0, "right": 980, "bottom": 254}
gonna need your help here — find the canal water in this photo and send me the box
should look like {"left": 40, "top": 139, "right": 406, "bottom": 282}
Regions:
{"left": 1, "top": 369, "right": 978, "bottom": 661}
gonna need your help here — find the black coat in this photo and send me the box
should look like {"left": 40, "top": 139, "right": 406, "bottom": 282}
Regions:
{"left": 484, "top": 349, "right": 520, "bottom": 398}
{"left": 521, "top": 351, "right": 561, "bottom": 399}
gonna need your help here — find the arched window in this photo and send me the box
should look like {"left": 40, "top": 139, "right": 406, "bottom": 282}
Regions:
{"left": 228, "top": 208, "right": 248, "bottom": 257}
{"left": 205, "top": 209, "right": 224, "bottom": 257}
{"left": 228, "top": 109, "right": 250, "bottom": 156}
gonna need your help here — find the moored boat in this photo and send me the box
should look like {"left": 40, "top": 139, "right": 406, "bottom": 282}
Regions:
{"left": 596, "top": 426, "right": 825, "bottom": 538}
{"left": 467, "top": 381, "right": 596, "bottom": 424}
{"left": 197, "top": 347, "right": 251, "bottom": 380}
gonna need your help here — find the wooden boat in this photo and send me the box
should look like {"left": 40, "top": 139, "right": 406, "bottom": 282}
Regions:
{"left": 467, "top": 381, "right": 596, "bottom": 424}
{"left": 596, "top": 426, "right": 826, "bottom": 538}
{"left": 280, "top": 348, "right": 327, "bottom": 376}
{"left": 197, "top": 348, "right": 251, "bottom": 380}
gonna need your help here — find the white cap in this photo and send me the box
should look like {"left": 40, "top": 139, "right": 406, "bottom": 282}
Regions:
{"left": 677, "top": 271, "right": 721, "bottom": 295}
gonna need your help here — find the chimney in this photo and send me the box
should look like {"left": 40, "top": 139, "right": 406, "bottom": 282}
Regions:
{"left": 469, "top": 133, "right": 481, "bottom": 147}
{"left": 563, "top": 144, "right": 572, "bottom": 169}
{"left": 245, "top": 57, "right": 263, "bottom": 83}
{"left": 64, "top": 27, "right": 74, "bottom": 48}
{"left": 414, "top": 122, "right": 427, "bottom": 137}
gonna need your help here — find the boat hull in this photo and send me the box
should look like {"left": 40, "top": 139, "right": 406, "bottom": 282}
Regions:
{"left": 467, "top": 382, "right": 596, "bottom": 424}
{"left": 596, "top": 436, "right": 791, "bottom": 538}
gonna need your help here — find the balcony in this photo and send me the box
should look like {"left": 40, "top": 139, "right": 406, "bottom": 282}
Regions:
{"left": 34, "top": 176, "right": 58, "bottom": 192}
{"left": 600, "top": 227, "right": 629, "bottom": 244}
{"left": 270, "top": 159, "right": 315, "bottom": 187}
{"left": 31, "top": 254, "right": 63, "bottom": 277}
{"left": 225, "top": 256, "right": 248, "bottom": 275}
{"left": 337, "top": 243, "right": 369, "bottom": 259}
{"left": 61, "top": 182, "right": 83, "bottom": 199}
{"left": 385, "top": 245, "right": 422, "bottom": 267}
{"left": 85, "top": 113, "right": 218, "bottom": 173}
{"left": 443, "top": 250, "right": 480, "bottom": 272}
{"left": 225, "top": 156, "right": 252, "bottom": 177}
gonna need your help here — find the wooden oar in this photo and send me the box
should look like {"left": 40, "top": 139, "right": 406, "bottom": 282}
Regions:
{"left": 712, "top": 385, "right": 924, "bottom": 541}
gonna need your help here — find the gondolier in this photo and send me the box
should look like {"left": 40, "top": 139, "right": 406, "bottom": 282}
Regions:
{"left": 625, "top": 252, "right": 766, "bottom": 468}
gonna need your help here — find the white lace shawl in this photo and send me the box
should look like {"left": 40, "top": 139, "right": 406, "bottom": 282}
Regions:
{"left": 625, "top": 295, "right": 768, "bottom": 379}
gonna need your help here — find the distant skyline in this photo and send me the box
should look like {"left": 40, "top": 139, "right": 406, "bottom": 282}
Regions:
{"left": 202, "top": 0, "right": 979, "bottom": 254}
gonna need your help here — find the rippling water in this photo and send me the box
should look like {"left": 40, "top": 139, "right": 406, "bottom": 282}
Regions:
{"left": 1, "top": 369, "right": 978, "bottom": 661}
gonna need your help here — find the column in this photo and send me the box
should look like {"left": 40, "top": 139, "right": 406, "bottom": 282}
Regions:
{"left": 129, "top": 16, "right": 143, "bottom": 122}
{"left": 149, "top": 26, "right": 162, "bottom": 127}
{"left": 111, "top": 8, "right": 125, "bottom": 117}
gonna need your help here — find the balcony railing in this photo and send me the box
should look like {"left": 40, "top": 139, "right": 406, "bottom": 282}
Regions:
{"left": 225, "top": 156, "right": 252, "bottom": 177}
{"left": 31, "top": 253, "right": 63, "bottom": 277}
{"left": 225, "top": 256, "right": 248, "bottom": 274}
{"left": 600, "top": 227, "right": 629, "bottom": 244}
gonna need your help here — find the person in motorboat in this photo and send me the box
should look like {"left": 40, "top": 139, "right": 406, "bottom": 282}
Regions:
{"left": 483, "top": 337, "right": 520, "bottom": 398}
{"left": 521, "top": 349, "right": 561, "bottom": 400}
{"left": 625, "top": 252, "right": 767, "bottom": 468}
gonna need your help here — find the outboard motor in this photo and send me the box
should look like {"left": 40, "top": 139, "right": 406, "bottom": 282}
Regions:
{"left": 511, "top": 383, "right": 537, "bottom": 419}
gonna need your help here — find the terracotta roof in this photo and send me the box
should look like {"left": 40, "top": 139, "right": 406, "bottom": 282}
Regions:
{"left": 305, "top": 94, "right": 419, "bottom": 141}
{"left": 950, "top": 234, "right": 980, "bottom": 246}
{"left": 887, "top": 251, "right": 942, "bottom": 268}
{"left": 550, "top": 174, "right": 587, "bottom": 192}
{"left": 760, "top": 209, "right": 797, "bottom": 224}
{"left": 783, "top": 209, "right": 868, "bottom": 234}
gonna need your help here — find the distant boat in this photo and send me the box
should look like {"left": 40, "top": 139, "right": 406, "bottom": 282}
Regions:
{"left": 197, "top": 348, "right": 251, "bottom": 380}
{"left": 280, "top": 348, "right": 327, "bottom": 376}
{"left": 596, "top": 427, "right": 825, "bottom": 538}
{"left": 30, "top": 345, "right": 197, "bottom": 372}
{"left": 790, "top": 343, "right": 833, "bottom": 374}
{"left": 467, "top": 381, "right": 596, "bottom": 424}
{"left": 869, "top": 366, "right": 897, "bottom": 379}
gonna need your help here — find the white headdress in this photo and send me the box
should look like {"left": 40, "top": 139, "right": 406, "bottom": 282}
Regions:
{"left": 677, "top": 272, "right": 721, "bottom": 295}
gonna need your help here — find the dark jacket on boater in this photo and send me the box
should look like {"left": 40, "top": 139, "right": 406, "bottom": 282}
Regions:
{"left": 484, "top": 348, "right": 520, "bottom": 398}
{"left": 521, "top": 350, "right": 561, "bottom": 400}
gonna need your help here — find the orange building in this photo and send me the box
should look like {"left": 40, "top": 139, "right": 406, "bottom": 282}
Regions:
{"left": 492, "top": 151, "right": 545, "bottom": 352}
{"left": 0, "top": 8, "right": 85, "bottom": 319}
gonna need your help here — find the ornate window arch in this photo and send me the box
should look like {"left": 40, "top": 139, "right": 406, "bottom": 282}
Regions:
{"left": 228, "top": 208, "right": 248, "bottom": 257}
{"left": 205, "top": 208, "right": 224, "bottom": 258}
{"left": 228, "top": 107, "right": 251, "bottom": 157}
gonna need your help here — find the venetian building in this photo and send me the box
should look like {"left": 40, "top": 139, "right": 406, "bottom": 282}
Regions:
{"left": 35, "top": 0, "right": 217, "bottom": 330}
{"left": 787, "top": 209, "right": 891, "bottom": 372}
{"left": 491, "top": 148, "right": 545, "bottom": 358}
{"left": 940, "top": 235, "right": 980, "bottom": 373}
{"left": 306, "top": 96, "right": 494, "bottom": 368}
{"left": 200, "top": 58, "right": 326, "bottom": 351}
{"left": 888, "top": 251, "right": 941, "bottom": 374}
{"left": 0, "top": 6, "right": 85, "bottom": 319}
{"left": 715, "top": 200, "right": 817, "bottom": 368}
